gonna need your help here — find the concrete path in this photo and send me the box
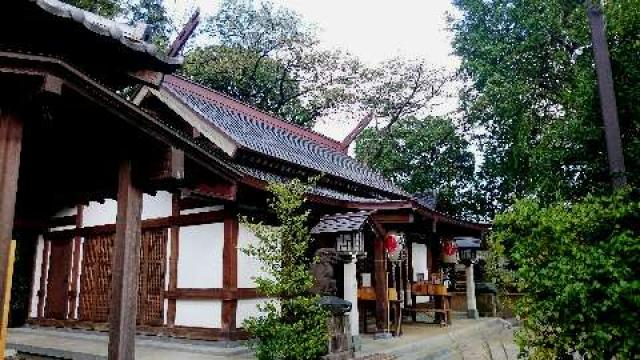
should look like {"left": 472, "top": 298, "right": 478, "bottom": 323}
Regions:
{"left": 7, "top": 327, "right": 252, "bottom": 360}
{"left": 7, "top": 318, "right": 518, "bottom": 360}
{"left": 356, "top": 318, "right": 518, "bottom": 360}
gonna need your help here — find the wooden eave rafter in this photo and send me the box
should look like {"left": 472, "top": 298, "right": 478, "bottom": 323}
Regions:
{"left": 0, "top": 51, "right": 241, "bottom": 183}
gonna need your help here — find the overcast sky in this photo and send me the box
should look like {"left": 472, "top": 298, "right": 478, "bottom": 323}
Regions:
{"left": 166, "top": 0, "right": 461, "bottom": 140}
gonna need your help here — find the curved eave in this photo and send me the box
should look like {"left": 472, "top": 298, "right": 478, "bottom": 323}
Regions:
{"left": 0, "top": 51, "right": 239, "bottom": 181}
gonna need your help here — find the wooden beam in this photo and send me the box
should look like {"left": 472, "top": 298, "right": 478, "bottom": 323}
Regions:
{"left": 46, "top": 209, "right": 226, "bottom": 240}
{"left": 164, "top": 288, "right": 261, "bottom": 300}
{"left": 372, "top": 213, "right": 414, "bottom": 224}
{"left": 0, "top": 110, "right": 23, "bottom": 337}
{"left": 108, "top": 159, "right": 143, "bottom": 360}
{"left": 222, "top": 212, "right": 239, "bottom": 338}
{"left": 374, "top": 237, "right": 389, "bottom": 333}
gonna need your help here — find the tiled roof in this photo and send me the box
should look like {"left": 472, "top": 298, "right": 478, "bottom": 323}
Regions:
{"left": 236, "top": 165, "right": 393, "bottom": 202}
{"left": 414, "top": 191, "right": 437, "bottom": 210}
{"left": 163, "top": 75, "right": 408, "bottom": 197}
{"left": 26, "top": 0, "right": 181, "bottom": 67}
{"left": 311, "top": 211, "right": 372, "bottom": 234}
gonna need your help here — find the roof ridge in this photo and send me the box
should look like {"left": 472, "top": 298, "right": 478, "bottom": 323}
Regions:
{"left": 164, "top": 74, "right": 344, "bottom": 151}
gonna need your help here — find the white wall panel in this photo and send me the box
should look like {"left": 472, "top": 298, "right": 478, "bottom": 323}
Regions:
{"left": 174, "top": 300, "right": 222, "bottom": 328}
{"left": 177, "top": 223, "right": 224, "bottom": 288}
{"left": 237, "top": 223, "right": 270, "bottom": 288}
{"left": 83, "top": 199, "right": 118, "bottom": 227}
{"left": 29, "top": 235, "right": 45, "bottom": 318}
{"left": 142, "top": 191, "right": 173, "bottom": 220}
{"left": 236, "top": 299, "right": 272, "bottom": 328}
{"left": 412, "top": 243, "right": 428, "bottom": 281}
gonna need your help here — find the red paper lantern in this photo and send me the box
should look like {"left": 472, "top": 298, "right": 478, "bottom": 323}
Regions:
{"left": 385, "top": 234, "right": 398, "bottom": 253}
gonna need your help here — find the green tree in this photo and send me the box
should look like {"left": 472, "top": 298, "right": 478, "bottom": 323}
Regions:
{"left": 62, "top": 0, "right": 172, "bottom": 44}
{"left": 241, "top": 179, "right": 328, "bottom": 360}
{"left": 182, "top": 0, "right": 361, "bottom": 128}
{"left": 355, "top": 116, "right": 483, "bottom": 218}
{"left": 489, "top": 189, "right": 640, "bottom": 358}
{"left": 451, "top": 0, "right": 640, "bottom": 215}
{"left": 61, "top": 0, "right": 122, "bottom": 17}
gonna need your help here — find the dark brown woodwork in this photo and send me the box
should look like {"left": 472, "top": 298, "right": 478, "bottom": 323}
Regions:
{"left": 167, "top": 10, "right": 200, "bottom": 58}
{"left": 164, "top": 288, "right": 261, "bottom": 300}
{"left": 167, "top": 193, "right": 180, "bottom": 326}
{"left": 46, "top": 209, "right": 226, "bottom": 240}
{"left": 44, "top": 238, "right": 73, "bottom": 319}
{"left": 373, "top": 237, "right": 389, "bottom": 332}
{"left": 108, "top": 159, "right": 143, "bottom": 360}
{"left": 194, "top": 183, "right": 237, "bottom": 201}
{"left": 372, "top": 213, "right": 414, "bottom": 224}
{"left": 37, "top": 240, "right": 51, "bottom": 318}
{"left": 222, "top": 212, "right": 239, "bottom": 336}
{"left": 29, "top": 318, "right": 249, "bottom": 342}
{"left": 0, "top": 109, "right": 23, "bottom": 332}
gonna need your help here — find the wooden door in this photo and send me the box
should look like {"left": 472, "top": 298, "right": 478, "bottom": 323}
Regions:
{"left": 78, "top": 230, "right": 167, "bottom": 325}
{"left": 44, "top": 238, "right": 73, "bottom": 319}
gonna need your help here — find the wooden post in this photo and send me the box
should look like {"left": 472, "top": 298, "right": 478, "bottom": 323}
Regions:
{"left": 0, "top": 240, "right": 16, "bottom": 358}
{"left": 108, "top": 159, "right": 143, "bottom": 360}
{"left": 0, "top": 110, "right": 23, "bottom": 344}
{"left": 587, "top": 2, "right": 627, "bottom": 188}
{"left": 167, "top": 193, "right": 180, "bottom": 326}
{"left": 373, "top": 237, "right": 388, "bottom": 334}
{"left": 221, "top": 212, "right": 238, "bottom": 339}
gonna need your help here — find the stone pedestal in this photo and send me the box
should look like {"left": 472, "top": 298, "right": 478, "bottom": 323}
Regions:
{"left": 466, "top": 264, "right": 479, "bottom": 319}
{"left": 343, "top": 253, "right": 361, "bottom": 350}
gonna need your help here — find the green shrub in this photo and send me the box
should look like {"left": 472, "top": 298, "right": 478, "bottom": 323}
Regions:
{"left": 242, "top": 179, "right": 329, "bottom": 360}
{"left": 489, "top": 188, "right": 640, "bottom": 359}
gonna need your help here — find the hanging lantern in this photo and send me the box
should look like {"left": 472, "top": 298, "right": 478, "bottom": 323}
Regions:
{"left": 386, "top": 232, "right": 405, "bottom": 262}
{"left": 456, "top": 237, "right": 481, "bottom": 265}
{"left": 441, "top": 239, "right": 458, "bottom": 264}
{"left": 335, "top": 231, "right": 365, "bottom": 254}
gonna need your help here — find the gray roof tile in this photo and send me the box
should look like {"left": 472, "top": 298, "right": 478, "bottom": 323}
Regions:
{"left": 163, "top": 77, "right": 408, "bottom": 197}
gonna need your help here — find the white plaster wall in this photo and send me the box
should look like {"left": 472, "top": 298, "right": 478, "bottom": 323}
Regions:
{"left": 54, "top": 207, "right": 77, "bottom": 217}
{"left": 236, "top": 298, "right": 273, "bottom": 328}
{"left": 412, "top": 243, "right": 428, "bottom": 281}
{"left": 237, "top": 223, "right": 270, "bottom": 288}
{"left": 29, "top": 235, "right": 45, "bottom": 318}
{"left": 180, "top": 205, "right": 224, "bottom": 215}
{"left": 163, "top": 230, "right": 172, "bottom": 325}
{"left": 82, "top": 192, "right": 173, "bottom": 227}
{"left": 73, "top": 238, "right": 85, "bottom": 319}
{"left": 83, "top": 199, "right": 118, "bottom": 227}
{"left": 177, "top": 223, "right": 224, "bottom": 288}
{"left": 174, "top": 300, "right": 222, "bottom": 328}
{"left": 142, "top": 191, "right": 173, "bottom": 220}
{"left": 49, "top": 207, "right": 78, "bottom": 232}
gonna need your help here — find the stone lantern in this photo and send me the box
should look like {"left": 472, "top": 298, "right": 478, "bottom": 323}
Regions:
{"left": 456, "top": 237, "right": 481, "bottom": 319}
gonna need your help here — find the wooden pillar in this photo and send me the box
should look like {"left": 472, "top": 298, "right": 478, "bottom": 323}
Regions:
{"left": 166, "top": 193, "right": 180, "bottom": 326}
{"left": 373, "top": 237, "right": 388, "bottom": 333}
{"left": 108, "top": 159, "right": 143, "bottom": 360}
{"left": 0, "top": 110, "right": 23, "bottom": 335}
{"left": 221, "top": 211, "right": 238, "bottom": 339}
